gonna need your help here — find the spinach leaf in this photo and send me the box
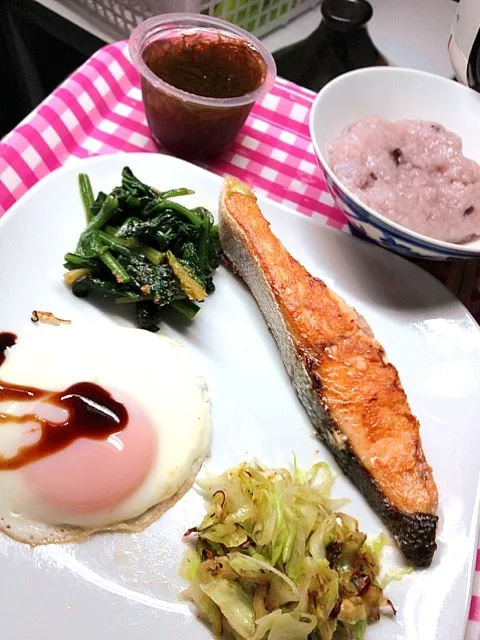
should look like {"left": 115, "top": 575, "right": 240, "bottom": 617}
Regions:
{"left": 116, "top": 254, "right": 179, "bottom": 305}
{"left": 136, "top": 301, "right": 163, "bottom": 332}
{"left": 71, "top": 273, "right": 127, "bottom": 299}
{"left": 64, "top": 167, "right": 222, "bottom": 330}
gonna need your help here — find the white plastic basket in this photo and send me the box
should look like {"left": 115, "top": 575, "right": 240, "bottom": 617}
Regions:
{"left": 63, "top": 0, "right": 319, "bottom": 41}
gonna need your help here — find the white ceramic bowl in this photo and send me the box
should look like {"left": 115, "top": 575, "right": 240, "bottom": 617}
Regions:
{"left": 309, "top": 67, "right": 480, "bottom": 260}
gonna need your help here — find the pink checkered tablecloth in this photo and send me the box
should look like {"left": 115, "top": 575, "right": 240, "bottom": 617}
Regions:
{"left": 1, "top": 40, "right": 480, "bottom": 638}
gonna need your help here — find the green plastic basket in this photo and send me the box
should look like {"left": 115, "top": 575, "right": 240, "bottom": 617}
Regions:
{"left": 64, "top": 0, "right": 319, "bottom": 41}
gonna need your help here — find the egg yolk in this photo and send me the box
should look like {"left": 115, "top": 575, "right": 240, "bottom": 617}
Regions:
{"left": 21, "top": 388, "right": 158, "bottom": 515}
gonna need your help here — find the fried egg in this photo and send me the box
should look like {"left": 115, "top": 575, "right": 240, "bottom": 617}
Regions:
{"left": 0, "top": 325, "right": 210, "bottom": 544}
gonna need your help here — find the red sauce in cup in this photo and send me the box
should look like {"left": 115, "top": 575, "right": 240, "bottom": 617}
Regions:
{"left": 129, "top": 15, "right": 275, "bottom": 160}
{"left": 143, "top": 34, "right": 266, "bottom": 99}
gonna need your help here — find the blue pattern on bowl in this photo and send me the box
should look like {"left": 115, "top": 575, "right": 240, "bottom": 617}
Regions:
{"left": 317, "top": 162, "right": 479, "bottom": 261}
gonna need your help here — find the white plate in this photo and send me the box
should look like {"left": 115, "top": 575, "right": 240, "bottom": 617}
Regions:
{"left": 0, "top": 153, "right": 479, "bottom": 640}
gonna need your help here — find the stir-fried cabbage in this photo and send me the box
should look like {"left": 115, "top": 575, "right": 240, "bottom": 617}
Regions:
{"left": 181, "top": 460, "right": 395, "bottom": 639}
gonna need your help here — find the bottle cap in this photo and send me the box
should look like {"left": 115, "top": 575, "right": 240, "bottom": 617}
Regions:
{"left": 321, "top": 0, "right": 373, "bottom": 32}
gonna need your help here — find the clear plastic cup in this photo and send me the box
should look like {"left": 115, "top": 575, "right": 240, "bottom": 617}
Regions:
{"left": 129, "top": 13, "right": 276, "bottom": 160}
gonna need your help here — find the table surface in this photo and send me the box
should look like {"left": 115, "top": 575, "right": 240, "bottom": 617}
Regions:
{"left": 0, "top": 40, "right": 479, "bottom": 639}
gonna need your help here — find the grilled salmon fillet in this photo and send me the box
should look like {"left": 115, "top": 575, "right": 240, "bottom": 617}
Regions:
{"left": 218, "top": 177, "right": 438, "bottom": 567}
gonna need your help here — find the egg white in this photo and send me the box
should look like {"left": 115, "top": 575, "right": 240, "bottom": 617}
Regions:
{"left": 0, "top": 325, "right": 210, "bottom": 544}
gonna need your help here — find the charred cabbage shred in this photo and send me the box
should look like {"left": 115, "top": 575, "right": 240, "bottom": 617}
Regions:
{"left": 181, "top": 460, "right": 395, "bottom": 640}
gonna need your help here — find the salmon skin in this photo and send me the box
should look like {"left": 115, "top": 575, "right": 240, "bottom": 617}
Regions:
{"left": 218, "top": 177, "right": 438, "bottom": 567}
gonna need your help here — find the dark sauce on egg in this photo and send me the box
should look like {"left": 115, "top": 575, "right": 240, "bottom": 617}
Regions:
{"left": 0, "top": 334, "right": 128, "bottom": 470}
{"left": 143, "top": 34, "right": 265, "bottom": 99}
{"left": 141, "top": 33, "right": 267, "bottom": 159}
{"left": 0, "top": 333, "right": 17, "bottom": 366}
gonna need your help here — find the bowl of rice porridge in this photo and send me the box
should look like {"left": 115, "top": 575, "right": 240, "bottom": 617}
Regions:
{"left": 309, "top": 67, "right": 480, "bottom": 260}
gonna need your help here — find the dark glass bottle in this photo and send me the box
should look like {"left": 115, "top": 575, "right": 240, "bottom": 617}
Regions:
{"left": 273, "top": 0, "right": 387, "bottom": 92}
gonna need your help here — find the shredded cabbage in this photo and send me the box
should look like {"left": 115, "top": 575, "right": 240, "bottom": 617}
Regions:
{"left": 380, "top": 566, "right": 413, "bottom": 589}
{"left": 367, "top": 532, "right": 413, "bottom": 589}
{"left": 181, "top": 460, "right": 395, "bottom": 639}
{"left": 368, "top": 532, "right": 388, "bottom": 561}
